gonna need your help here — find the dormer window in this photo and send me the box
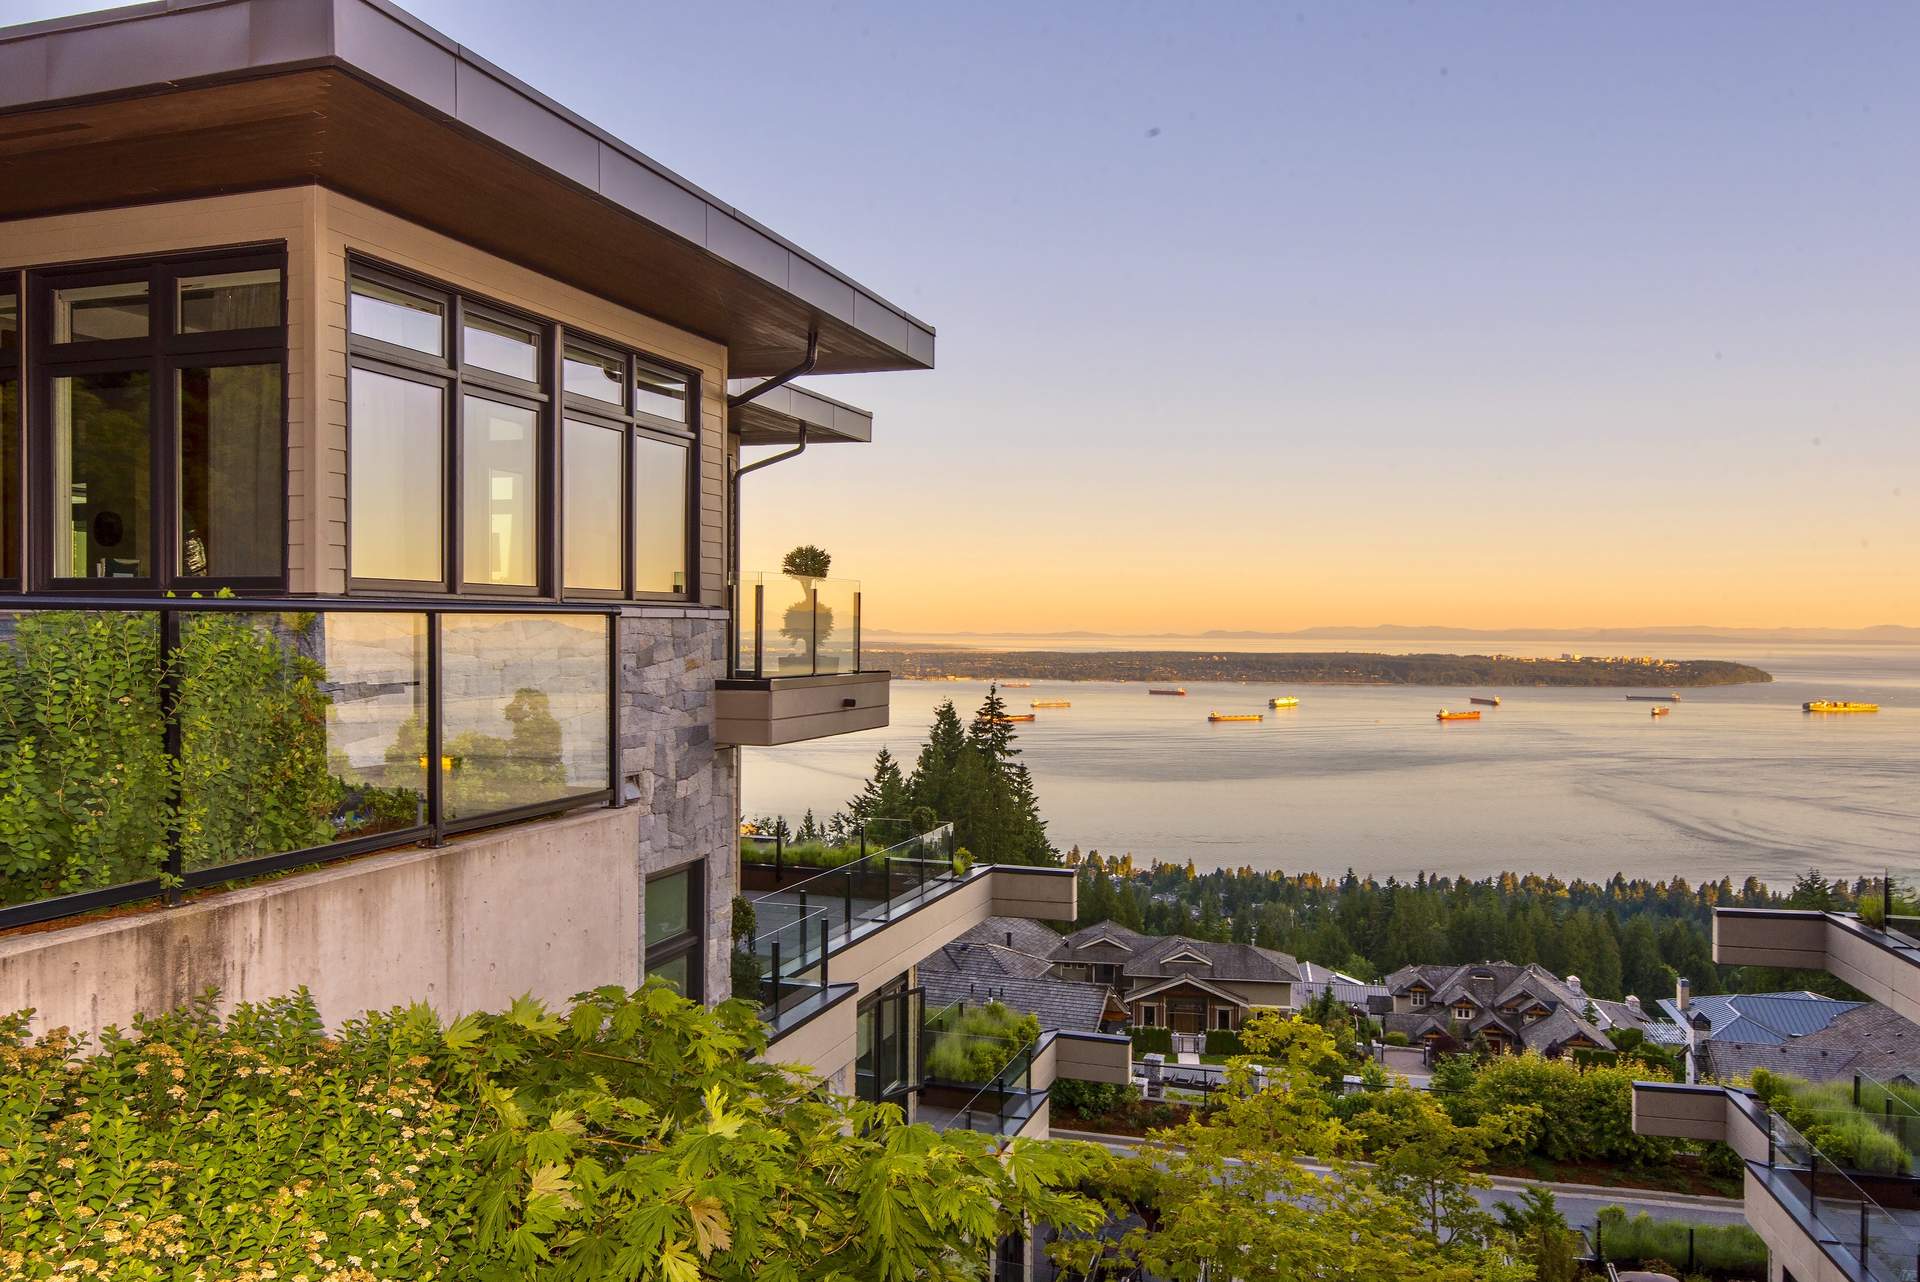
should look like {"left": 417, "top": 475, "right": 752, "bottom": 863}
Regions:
{"left": 1410, "top": 992, "right": 1428, "bottom": 1009}
{"left": 1453, "top": 1002, "right": 1475, "bottom": 1020}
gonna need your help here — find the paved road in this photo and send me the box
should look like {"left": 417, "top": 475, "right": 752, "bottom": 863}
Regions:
{"left": 1052, "top": 1129, "right": 1749, "bottom": 1229}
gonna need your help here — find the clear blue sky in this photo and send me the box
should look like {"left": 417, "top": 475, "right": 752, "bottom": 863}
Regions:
{"left": 20, "top": 1, "right": 1920, "bottom": 630}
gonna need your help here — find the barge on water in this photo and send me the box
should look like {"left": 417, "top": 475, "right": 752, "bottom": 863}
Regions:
{"left": 1625, "top": 693, "right": 1682, "bottom": 703}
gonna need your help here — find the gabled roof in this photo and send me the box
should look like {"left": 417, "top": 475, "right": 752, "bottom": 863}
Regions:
{"left": 1655, "top": 992, "right": 1864, "bottom": 1046}
{"left": 953, "top": 916, "right": 1067, "bottom": 960}
{"left": 1125, "top": 936, "right": 1299, "bottom": 984}
{"left": 919, "top": 941, "right": 1055, "bottom": 982}
{"left": 1125, "top": 974, "right": 1252, "bottom": 1009}
{"left": 1060, "top": 922, "right": 1152, "bottom": 953}
{"left": 1518, "top": 1006, "right": 1613, "bottom": 1054}
{"left": 1704, "top": 1003, "right": 1920, "bottom": 1085}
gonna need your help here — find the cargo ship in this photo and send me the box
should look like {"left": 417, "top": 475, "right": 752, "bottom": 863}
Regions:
{"left": 1269, "top": 696, "right": 1299, "bottom": 709}
{"left": 1626, "top": 693, "right": 1681, "bottom": 703}
{"left": 1208, "top": 712, "right": 1263, "bottom": 723}
{"left": 1470, "top": 696, "right": 1501, "bottom": 707}
{"left": 999, "top": 681, "right": 1031, "bottom": 689}
{"left": 991, "top": 713, "right": 1037, "bottom": 723}
{"left": 1436, "top": 709, "right": 1481, "bottom": 722}
{"left": 1031, "top": 699, "right": 1071, "bottom": 709}
{"left": 1651, "top": 706, "right": 1671, "bottom": 717}
{"left": 1149, "top": 687, "right": 1188, "bottom": 696}
{"left": 1804, "top": 700, "right": 1879, "bottom": 714}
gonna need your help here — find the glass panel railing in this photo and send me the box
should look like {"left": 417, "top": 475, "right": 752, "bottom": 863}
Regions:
{"left": 730, "top": 570, "right": 862, "bottom": 678}
{"left": 0, "top": 601, "right": 615, "bottom": 926}
{"left": 1867, "top": 868, "right": 1920, "bottom": 946}
{"left": 440, "top": 613, "right": 610, "bottom": 822}
{"left": 744, "top": 824, "right": 965, "bottom": 963}
{"left": 945, "top": 1037, "right": 1042, "bottom": 1137}
{"left": 747, "top": 905, "right": 831, "bottom": 1017}
{"left": 1767, "top": 1110, "right": 1920, "bottom": 1282}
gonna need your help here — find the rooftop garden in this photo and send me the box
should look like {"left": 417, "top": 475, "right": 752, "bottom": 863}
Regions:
{"left": 1749, "top": 1068, "right": 1920, "bottom": 1175}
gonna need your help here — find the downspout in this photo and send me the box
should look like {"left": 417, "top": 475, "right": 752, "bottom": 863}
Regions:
{"left": 726, "top": 330, "right": 820, "bottom": 668}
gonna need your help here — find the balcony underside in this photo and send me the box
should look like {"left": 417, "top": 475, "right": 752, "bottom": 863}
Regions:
{"left": 1714, "top": 909, "right": 1920, "bottom": 1026}
{"left": 715, "top": 671, "right": 889, "bottom": 746}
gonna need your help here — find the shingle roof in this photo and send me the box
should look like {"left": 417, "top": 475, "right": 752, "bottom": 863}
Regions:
{"left": 920, "top": 971, "right": 1114, "bottom": 1034}
{"left": 918, "top": 941, "right": 1055, "bottom": 981}
{"left": 1122, "top": 936, "right": 1299, "bottom": 985}
{"left": 1704, "top": 1003, "right": 1920, "bottom": 1085}
{"left": 953, "top": 916, "right": 1066, "bottom": 958}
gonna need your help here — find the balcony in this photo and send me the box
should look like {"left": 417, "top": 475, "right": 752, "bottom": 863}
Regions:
{"left": 1634, "top": 1082, "right": 1920, "bottom": 1282}
{"left": 1714, "top": 883, "right": 1920, "bottom": 1026}
{"left": 715, "top": 572, "right": 888, "bottom": 746}
{"left": 918, "top": 1024, "right": 1133, "bottom": 1140}
{"left": 0, "top": 598, "right": 616, "bottom": 931}
{"left": 738, "top": 824, "right": 1076, "bottom": 1062}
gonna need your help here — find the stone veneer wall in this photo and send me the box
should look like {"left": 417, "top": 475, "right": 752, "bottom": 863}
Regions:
{"left": 620, "top": 608, "right": 738, "bottom": 1002}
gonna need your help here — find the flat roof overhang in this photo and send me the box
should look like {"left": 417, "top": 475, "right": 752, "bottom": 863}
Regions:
{"left": 0, "top": 0, "right": 934, "bottom": 378}
{"left": 729, "top": 380, "right": 874, "bottom": 446}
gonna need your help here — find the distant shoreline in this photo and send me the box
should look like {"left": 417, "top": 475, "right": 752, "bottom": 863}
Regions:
{"left": 861, "top": 648, "right": 1773, "bottom": 687}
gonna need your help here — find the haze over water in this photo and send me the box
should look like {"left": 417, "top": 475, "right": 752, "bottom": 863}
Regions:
{"left": 744, "top": 636, "right": 1919, "bottom": 887}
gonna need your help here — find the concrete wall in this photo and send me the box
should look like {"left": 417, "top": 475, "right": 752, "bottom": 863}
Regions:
{"left": 0, "top": 807, "right": 642, "bottom": 1040}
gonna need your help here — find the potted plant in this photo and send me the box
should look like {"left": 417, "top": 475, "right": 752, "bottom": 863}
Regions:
{"left": 779, "top": 545, "right": 836, "bottom": 673}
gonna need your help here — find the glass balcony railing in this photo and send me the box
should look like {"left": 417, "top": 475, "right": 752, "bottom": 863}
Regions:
{"left": 1864, "top": 869, "right": 1920, "bottom": 947}
{"left": 738, "top": 822, "right": 966, "bottom": 1019}
{"left": 732, "top": 571, "right": 862, "bottom": 678}
{"left": 0, "top": 599, "right": 616, "bottom": 928}
{"left": 1765, "top": 1109, "right": 1920, "bottom": 1282}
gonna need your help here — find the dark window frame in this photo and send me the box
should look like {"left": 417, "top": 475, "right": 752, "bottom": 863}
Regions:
{"left": 644, "top": 861, "right": 705, "bottom": 1002}
{"left": 347, "top": 256, "right": 699, "bottom": 606}
{"left": 0, "top": 268, "right": 22, "bottom": 588}
{"left": 26, "top": 246, "right": 290, "bottom": 594}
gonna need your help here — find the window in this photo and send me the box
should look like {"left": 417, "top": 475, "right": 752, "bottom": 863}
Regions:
{"left": 1410, "top": 991, "right": 1428, "bottom": 1009}
{"left": 645, "top": 863, "right": 703, "bottom": 1001}
{"left": 1453, "top": 1002, "right": 1475, "bottom": 1020}
{"left": 347, "top": 261, "right": 696, "bottom": 600}
{"left": 1215, "top": 1008, "right": 1234, "bottom": 1031}
{"left": 1139, "top": 1004, "right": 1160, "bottom": 1027}
{"left": 855, "top": 978, "right": 917, "bottom": 1104}
{"left": 30, "top": 250, "right": 285, "bottom": 590}
{"left": 0, "top": 284, "right": 19, "bottom": 582}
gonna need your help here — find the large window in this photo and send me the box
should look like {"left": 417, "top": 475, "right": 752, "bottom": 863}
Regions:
{"left": 645, "top": 863, "right": 704, "bottom": 1000}
{"left": 348, "top": 261, "right": 696, "bottom": 600}
{"left": 28, "top": 251, "right": 286, "bottom": 590}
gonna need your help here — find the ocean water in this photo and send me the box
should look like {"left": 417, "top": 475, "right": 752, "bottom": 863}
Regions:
{"left": 742, "top": 637, "right": 1920, "bottom": 887}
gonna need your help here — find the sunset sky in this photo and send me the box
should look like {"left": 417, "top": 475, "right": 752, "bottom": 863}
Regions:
{"left": 26, "top": 0, "right": 1917, "bottom": 632}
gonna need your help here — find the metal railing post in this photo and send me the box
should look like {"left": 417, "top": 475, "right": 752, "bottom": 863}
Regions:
{"left": 853, "top": 590, "right": 862, "bottom": 671}
{"left": 753, "top": 582, "right": 765, "bottom": 678}
{"left": 810, "top": 587, "right": 819, "bottom": 674}
{"left": 160, "top": 607, "right": 183, "bottom": 906}
{"left": 769, "top": 939, "right": 781, "bottom": 1013}
{"left": 426, "top": 612, "right": 445, "bottom": 847}
{"left": 883, "top": 855, "right": 892, "bottom": 918}
{"left": 819, "top": 917, "right": 829, "bottom": 987}
{"left": 1857, "top": 1202, "right": 1867, "bottom": 1264}
{"left": 844, "top": 866, "right": 853, "bottom": 933}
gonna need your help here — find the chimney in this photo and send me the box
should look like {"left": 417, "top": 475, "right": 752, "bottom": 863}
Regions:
{"left": 1006, "top": 931, "right": 1014, "bottom": 948}
{"left": 1625, "top": 995, "right": 1642, "bottom": 1013}
{"left": 1566, "top": 975, "right": 1581, "bottom": 993}
{"left": 1676, "top": 977, "right": 1691, "bottom": 1011}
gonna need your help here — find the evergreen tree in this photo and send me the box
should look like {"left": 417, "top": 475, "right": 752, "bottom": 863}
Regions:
{"left": 846, "top": 747, "right": 910, "bottom": 844}
{"left": 1618, "top": 917, "right": 1670, "bottom": 1002}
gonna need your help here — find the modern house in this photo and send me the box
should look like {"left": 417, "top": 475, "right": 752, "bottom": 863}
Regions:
{"left": 1380, "top": 961, "right": 1621, "bottom": 1057}
{"left": 1632, "top": 897, "right": 1920, "bottom": 1282}
{"left": 0, "top": 0, "right": 1131, "bottom": 1151}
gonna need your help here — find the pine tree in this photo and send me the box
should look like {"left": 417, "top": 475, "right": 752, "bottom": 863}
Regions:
{"left": 846, "top": 747, "right": 910, "bottom": 845}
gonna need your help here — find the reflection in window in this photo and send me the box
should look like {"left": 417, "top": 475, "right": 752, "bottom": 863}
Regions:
{"left": 563, "top": 418, "right": 622, "bottom": 591}
{"left": 54, "top": 281, "right": 148, "bottom": 343}
{"left": 437, "top": 613, "right": 609, "bottom": 821}
{"left": 633, "top": 364, "right": 688, "bottom": 422}
{"left": 563, "top": 345, "right": 624, "bottom": 405}
{"left": 177, "top": 270, "right": 281, "bottom": 333}
{"left": 632, "top": 434, "right": 688, "bottom": 594}
{"left": 52, "top": 370, "right": 151, "bottom": 579}
{"left": 0, "top": 294, "right": 16, "bottom": 351}
{"left": 645, "top": 862, "right": 702, "bottom": 999}
{"left": 350, "top": 280, "right": 443, "bottom": 356}
{"left": 350, "top": 369, "right": 443, "bottom": 583}
{"left": 646, "top": 870, "right": 691, "bottom": 946}
{"left": 461, "top": 397, "right": 537, "bottom": 588}
{"left": 177, "top": 365, "right": 282, "bottom": 579}
{"left": 463, "top": 315, "right": 539, "bottom": 382}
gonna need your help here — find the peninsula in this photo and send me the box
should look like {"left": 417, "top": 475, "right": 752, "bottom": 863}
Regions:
{"left": 864, "top": 648, "right": 1773, "bottom": 687}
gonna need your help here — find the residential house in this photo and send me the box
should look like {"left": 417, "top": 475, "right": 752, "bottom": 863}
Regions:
{"left": 0, "top": 1, "right": 1131, "bottom": 1150}
{"left": 1382, "top": 961, "right": 1615, "bottom": 1057}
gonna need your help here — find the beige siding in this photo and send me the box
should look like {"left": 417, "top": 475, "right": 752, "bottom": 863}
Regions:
{"left": 0, "top": 188, "right": 318, "bottom": 582}
{"left": 312, "top": 190, "right": 728, "bottom": 601}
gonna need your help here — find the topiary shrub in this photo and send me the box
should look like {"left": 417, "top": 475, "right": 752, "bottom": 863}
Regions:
{"left": 1129, "top": 1026, "right": 1174, "bottom": 1057}
{"left": 1384, "top": 1031, "right": 1411, "bottom": 1047}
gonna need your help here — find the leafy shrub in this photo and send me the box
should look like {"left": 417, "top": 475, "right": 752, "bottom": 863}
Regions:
{"left": 1204, "top": 1028, "right": 1248, "bottom": 1056}
{"left": 1053, "top": 1078, "right": 1129, "bottom": 1117}
{"left": 924, "top": 1001, "right": 1040, "bottom": 1083}
{"left": 1384, "top": 1031, "right": 1411, "bottom": 1046}
{"left": 0, "top": 985, "right": 1107, "bottom": 1277}
{"left": 1751, "top": 1068, "right": 1918, "bottom": 1174}
{"left": 1130, "top": 1026, "right": 1174, "bottom": 1057}
{"left": 1442, "top": 1051, "right": 1676, "bottom": 1166}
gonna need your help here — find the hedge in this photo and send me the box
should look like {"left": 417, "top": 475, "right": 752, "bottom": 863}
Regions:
{"left": 1204, "top": 1029, "right": 1248, "bottom": 1057}
{"left": 1130, "top": 1027, "right": 1173, "bottom": 1057}
{"left": 1594, "top": 1207, "right": 1767, "bottom": 1278}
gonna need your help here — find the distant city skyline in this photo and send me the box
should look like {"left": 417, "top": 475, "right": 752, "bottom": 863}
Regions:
{"left": 20, "top": 0, "right": 1915, "bottom": 632}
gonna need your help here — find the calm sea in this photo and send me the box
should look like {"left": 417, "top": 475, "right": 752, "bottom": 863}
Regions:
{"left": 742, "top": 635, "right": 1920, "bottom": 887}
